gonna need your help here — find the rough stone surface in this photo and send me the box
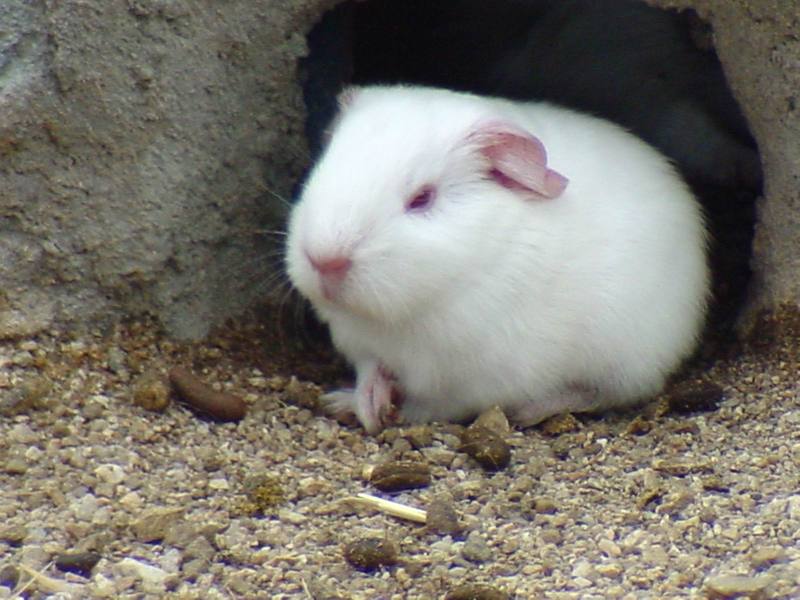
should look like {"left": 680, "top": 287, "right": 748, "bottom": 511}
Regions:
{"left": 0, "top": 0, "right": 797, "bottom": 338}
{"left": 647, "top": 0, "right": 800, "bottom": 329}
{"left": 0, "top": 0, "right": 325, "bottom": 339}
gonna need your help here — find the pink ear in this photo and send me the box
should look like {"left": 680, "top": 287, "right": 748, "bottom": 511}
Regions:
{"left": 469, "top": 121, "right": 568, "bottom": 199}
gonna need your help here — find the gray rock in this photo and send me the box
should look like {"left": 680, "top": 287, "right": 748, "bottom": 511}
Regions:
{"left": 0, "top": 0, "right": 304, "bottom": 339}
{"left": 749, "top": 546, "right": 788, "bottom": 570}
{"left": 461, "top": 531, "right": 493, "bottom": 564}
{"left": 704, "top": 574, "right": 772, "bottom": 599}
{"left": 70, "top": 493, "right": 101, "bottom": 522}
{"left": 131, "top": 507, "right": 185, "bottom": 542}
{"left": 183, "top": 536, "right": 216, "bottom": 562}
{"left": 113, "top": 557, "right": 170, "bottom": 593}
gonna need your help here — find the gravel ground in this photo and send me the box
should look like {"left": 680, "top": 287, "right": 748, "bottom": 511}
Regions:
{"left": 0, "top": 309, "right": 798, "bottom": 599}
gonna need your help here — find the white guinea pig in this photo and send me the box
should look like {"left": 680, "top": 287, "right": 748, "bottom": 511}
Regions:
{"left": 286, "top": 85, "right": 710, "bottom": 434}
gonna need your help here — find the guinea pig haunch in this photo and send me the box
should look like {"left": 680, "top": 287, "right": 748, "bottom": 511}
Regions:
{"left": 286, "top": 85, "right": 710, "bottom": 434}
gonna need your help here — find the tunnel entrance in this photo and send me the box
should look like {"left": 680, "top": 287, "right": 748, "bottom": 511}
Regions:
{"left": 300, "top": 0, "right": 762, "bottom": 343}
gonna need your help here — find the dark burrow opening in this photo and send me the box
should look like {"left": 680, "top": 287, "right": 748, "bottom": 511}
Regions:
{"left": 298, "top": 0, "right": 762, "bottom": 352}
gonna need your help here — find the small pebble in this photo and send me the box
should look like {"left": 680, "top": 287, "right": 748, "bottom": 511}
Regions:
{"left": 343, "top": 537, "right": 398, "bottom": 572}
{"left": 704, "top": 574, "right": 772, "bottom": 598}
{"left": 106, "top": 347, "right": 128, "bottom": 374}
{"left": 421, "top": 446, "right": 457, "bottom": 467}
{"left": 655, "top": 488, "right": 694, "bottom": 515}
{"left": 8, "top": 423, "right": 37, "bottom": 444}
{"left": 94, "top": 464, "right": 126, "bottom": 485}
{"left": 2, "top": 457, "right": 27, "bottom": 475}
{"left": 131, "top": 507, "right": 185, "bottom": 542}
{"left": 549, "top": 436, "right": 574, "bottom": 459}
{"left": 0, "top": 375, "right": 52, "bottom": 416}
{"left": 113, "top": 557, "right": 170, "bottom": 590}
{"left": 402, "top": 425, "right": 434, "bottom": 449}
{"left": 472, "top": 405, "right": 511, "bottom": 436}
{"left": 539, "top": 529, "right": 563, "bottom": 545}
{"left": 183, "top": 536, "right": 216, "bottom": 562}
{"left": 597, "top": 538, "right": 622, "bottom": 557}
{"left": 70, "top": 493, "right": 102, "bottom": 522}
{"left": 572, "top": 560, "right": 595, "bottom": 578}
{"left": 749, "top": 546, "right": 788, "bottom": 569}
{"left": 283, "top": 376, "right": 320, "bottom": 410}
{"left": 461, "top": 531, "right": 492, "bottom": 564}
{"left": 0, "top": 525, "right": 26, "bottom": 546}
{"left": 701, "top": 475, "right": 730, "bottom": 492}
{"left": 533, "top": 497, "right": 558, "bottom": 514}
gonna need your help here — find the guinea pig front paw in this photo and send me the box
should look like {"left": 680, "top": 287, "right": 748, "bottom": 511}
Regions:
{"left": 321, "top": 364, "right": 400, "bottom": 434}
{"left": 320, "top": 389, "right": 361, "bottom": 428}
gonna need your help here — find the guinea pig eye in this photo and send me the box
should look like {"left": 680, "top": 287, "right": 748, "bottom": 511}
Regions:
{"left": 405, "top": 185, "right": 436, "bottom": 213}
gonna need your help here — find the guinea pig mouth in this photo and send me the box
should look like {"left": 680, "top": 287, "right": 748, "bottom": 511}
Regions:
{"left": 320, "top": 277, "right": 344, "bottom": 302}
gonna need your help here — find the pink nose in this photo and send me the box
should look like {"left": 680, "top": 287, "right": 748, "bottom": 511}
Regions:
{"left": 307, "top": 253, "right": 352, "bottom": 299}
{"left": 308, "top": 254, "right": 352, "bottom": 279}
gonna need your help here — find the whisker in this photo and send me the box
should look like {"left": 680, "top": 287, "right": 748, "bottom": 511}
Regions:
{"left": 252, "top": 229, "right": 289, "bottom": 238}
{"left": 257, "top": 182, "right": 294, "bottom": 209}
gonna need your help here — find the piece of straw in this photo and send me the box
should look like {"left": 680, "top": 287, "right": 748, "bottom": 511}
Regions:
{"left": 345, "top": 492, "right": 427, "bottom": 523}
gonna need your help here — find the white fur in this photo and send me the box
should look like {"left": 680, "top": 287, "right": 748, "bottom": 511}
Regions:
{"left": 286, "top": 85, "right": 710, "bottom": 430}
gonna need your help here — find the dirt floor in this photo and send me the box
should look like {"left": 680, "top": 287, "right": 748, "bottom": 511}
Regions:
{"left": 0, "top": 306, "right": 798, "bottom": 599}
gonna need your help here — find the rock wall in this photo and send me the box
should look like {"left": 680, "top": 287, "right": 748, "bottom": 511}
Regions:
{"left": 647, "top": 0, "right": 800, "bottom": 327}
{"left": 0, "top": 0, "right": 796, "bottom": 339}
{"left": 0, "top": 0, "right": 326, "bottom": 339}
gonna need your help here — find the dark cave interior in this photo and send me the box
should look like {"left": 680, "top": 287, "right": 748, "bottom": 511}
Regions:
{"left": 298, "top": 0, "right": 762, "bottom": 343}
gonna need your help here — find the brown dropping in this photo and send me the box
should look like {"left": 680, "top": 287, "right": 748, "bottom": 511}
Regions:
{"left": 636, "top": 486, "right": 665, "bottom": 510}
{"left": 0, "top": 564, "right": 19, "bottom": 589}
{"left": 459, "top": 425, "right": 511, "bottom": 471}
{"left": 445, "top": 584, "right": 509, "bottom": 600}
{"left": 370, "top": 460, "right": 431, "bottom": 492}
{"left": 652, "top": 459, "right": 713, "bottom": 476}
{"left": 169, "top": 367, "right": 246, "bottom": 422}
{"left": 625, "top": 415, "right": 652, "bottom": 436}
{"left": 55, "top": 551, "right": 102, "bottom": 577}
{"left": 343, "top": 537, "right": 398, "bottom": 572}
{"left": 701, "top": 475, "right": 730, "bottom": 493}
{"left": 539, "top": 412, "right": 581, "bottom": 436}
{"left": 132, "top": 370, "right": 171, "bottom": 412}
{"left": 532, "top": 497, "right": 558, "bottom": 514}
{"left": 425, "top": 495, "right": 464, "bottom": 537}
{"left": 240, "top": 473, "right": 285, "bottom": 514}
{"left": 665, "top": 380, "right": 724, "bottom": 414}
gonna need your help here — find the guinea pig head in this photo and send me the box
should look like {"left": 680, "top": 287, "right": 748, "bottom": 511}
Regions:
{"left": 286, "top": 88, "right": 568, "bottom": 325}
